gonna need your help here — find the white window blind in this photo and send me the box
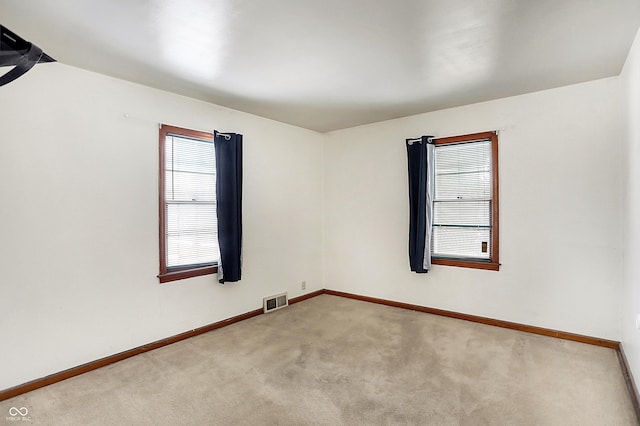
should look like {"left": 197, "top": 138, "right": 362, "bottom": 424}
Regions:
{"left": 165, "top": 134, "right": 219, "bottom": 268}
{"left": 432, "top": 139, "right": 492, "bottom": 260}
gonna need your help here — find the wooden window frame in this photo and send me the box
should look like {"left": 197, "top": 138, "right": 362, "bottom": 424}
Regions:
{"left": 431, "top": 131, "right": 500, "bottom": 271}
{"left": 158, "top": 124, "right": 218, "bottom": 283}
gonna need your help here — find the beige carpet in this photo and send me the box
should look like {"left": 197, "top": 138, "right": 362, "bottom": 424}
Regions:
{"left": 1, "top": 294, "right": 637, "bottom": 425}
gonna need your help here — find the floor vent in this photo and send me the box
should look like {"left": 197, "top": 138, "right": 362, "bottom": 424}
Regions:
{"left": 263, "top": 292, "right": 288, "bottom": 313}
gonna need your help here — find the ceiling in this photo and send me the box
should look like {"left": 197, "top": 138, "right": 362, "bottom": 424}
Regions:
{"left": 2, "top": 0, "right": 640, "bottom": 132}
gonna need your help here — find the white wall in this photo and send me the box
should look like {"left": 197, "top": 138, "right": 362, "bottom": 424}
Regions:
{"left": 0, "top": 51, "right": 632, "bottom": 393}
{"left": 324, "top": 77, "right": 623, "bottom": 340}
{"left": 621, "top": 27, "right": 640, "bottom": 386}
{"left": 0, "top": 63, "right": 324, "bottom": 390}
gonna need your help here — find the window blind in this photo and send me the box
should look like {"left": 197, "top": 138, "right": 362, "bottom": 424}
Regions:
{"left": 432, "top": 139, "right": 492, "bottom": 260}
{"left": 165, "top": 134, "right": 219, "bottom": 268}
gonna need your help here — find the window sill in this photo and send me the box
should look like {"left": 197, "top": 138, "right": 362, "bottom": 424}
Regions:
{"left": 432, "top": 258, "right": 500, "bottom": 271}
{"left": 158, "top": 265, "right": 218, "bottom": 283}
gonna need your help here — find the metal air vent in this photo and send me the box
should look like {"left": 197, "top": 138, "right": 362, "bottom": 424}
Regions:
{"left": 263, "top": 292, "right": 288, "bottom": 313}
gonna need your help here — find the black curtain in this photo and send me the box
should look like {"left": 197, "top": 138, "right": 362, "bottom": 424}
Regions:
{"left": 406, "top": 136, "right": 434, "bottom": 273}
{"left": 214, "top": 131, "right": 243, "bottom": 283}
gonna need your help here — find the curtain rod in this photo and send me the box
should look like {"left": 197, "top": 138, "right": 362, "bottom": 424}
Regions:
{"left": 215, "top": 131, "right": 232, "bottom": 140}
{"left": 407, "top": 130, "right": 498, "bottom": 145}
{"left": 406, "top": 136, "right": 434, "bottom": 145}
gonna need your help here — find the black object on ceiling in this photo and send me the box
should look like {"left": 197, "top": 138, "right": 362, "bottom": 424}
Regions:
{"left": 1, "top": 25, "right": 55, "bottom": 87}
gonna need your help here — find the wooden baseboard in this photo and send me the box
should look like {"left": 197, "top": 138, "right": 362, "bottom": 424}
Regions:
{"left": 618, "top": 344, "right": 640, "bottom": 420}
{"left": 2, "top": 286, "right": 636, "bottom": 419}
{"left": 323, "top": 289, "right": 619, "bottom": 349}
{"left": 289, "top": 289, "right": 324, "bottom": 304}
{"left": 0, "top": 289, "right": 324, "bottom": 402}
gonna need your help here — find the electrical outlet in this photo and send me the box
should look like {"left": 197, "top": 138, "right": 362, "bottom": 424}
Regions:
{"left": 301, "top": 281, "right": 306, "bottom": 290}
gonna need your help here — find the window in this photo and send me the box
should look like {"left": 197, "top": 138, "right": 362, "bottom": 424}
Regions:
{"left": 431, "top": 131, "right": 499, "bottom": 270}
{"left": 158, "top": 125, "right": 219, "bottom": 283}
